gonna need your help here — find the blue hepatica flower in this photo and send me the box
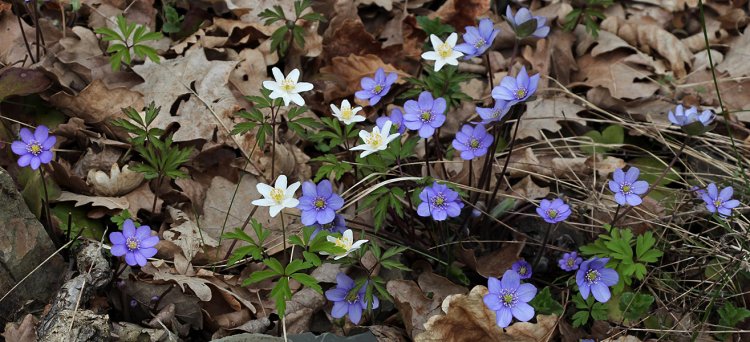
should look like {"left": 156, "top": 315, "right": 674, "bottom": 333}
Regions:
{"left": 355, "top": 67, "right": 398, "bottom": 106}
{"left": 491, "top": 66, "right": 539, "bottom": 105}
{"left": 311, "top": 213, "right": 347, "bottom": 239}
{"left": 11, "top": 125, "right": 56, "bottom": 170}
{"left": 376, "top": 107, "right": 406, "bottom": 134}
{"left": 452, "top": 123, "right": 494, "bottom": 160}
{"left": 325, "top": 273, "right": 379, "bottom": 325}
{"left": 668, "top": 104, "right": 715, "bottom": 127}
{"left": 297, "top": 180, "right": 345, "bottom": 226}
{"left": 506, "top": 7, "right": 550, "bottom": 39}
{"left": 417, "top": 182, "right": 464, "bottom": 221}
{"left": 476, "top": 100, "right": 510, "bottom": 124}
{"left": 511, "top": 259, "right": 532, "bottom": 279}
{"left": 455, "top": 18, "right": 500, "bottom": 59}
{"left": 577, "top": 257, "right": 619, "bottom": 303}
{"left": 109, "top": 219, "right": 159, "bottom": 267}
{"left": 609, "top": 167, "right": 649, "bottom": 206}
{"left": 702, "top": 183, "right": 740, "bottom": 217}
{"left": 483, "top": 270, "right": 537, "bottom": 328}
{"left": 536, "top": 198, "right": 571, "bottom": 224}
{"left": 559, "top": 251, "right": 582, "bottom": 272}
{"left": 403, "top": 91, "right": 447, "bottom": 138}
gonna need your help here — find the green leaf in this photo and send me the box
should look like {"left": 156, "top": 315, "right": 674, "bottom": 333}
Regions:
{"left": 303, "top": 251, "right": 321, "bottom": 266}
{"left": 285, "top": 259, "right": 312, "bottom": 275}
{"left": 415, "top": 16, "right": 454, "bottom": 37}
{"left": 529, "top": 287, "right": 564, "bottom": 315}
{"left": 263, "top": 258, "right": 285, "bottom": 275}
{"left": 718, "top": 302, "right": 750, "bottom": 329}
{"left": 630, "top": 156, "right": 679, "bottom": 186}
{"left": 572, "top": 310, "right": 590, "bottom": 327}
{"left": 591, "top": 302, "right": 609, "bottom": 320}
{"left": 290, "top": 273, "right": 322, "bottom": 293}
{"left": 243, "top": 270, "right": 278, "bottom": 285}
{"left": 619, "top": 292, "right": 654, "bottom": 321}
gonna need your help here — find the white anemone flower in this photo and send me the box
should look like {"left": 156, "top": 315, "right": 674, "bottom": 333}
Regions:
{"left": 262, "top": 67, "right": 314, "bottom": 106}
{"left": 421, "top": 33, "right": 463, "bottom": 72}
{"left": 251, "top": 175, "right": 301, "bottom": 217}
{"left": 350, "top": 120, "right": 400, "bottom": 158}
{"left": 322, "top": 229, "right": 368, "bottom": 260}
{"left": 331, "top": 99, "right": 365, "bottom": 125}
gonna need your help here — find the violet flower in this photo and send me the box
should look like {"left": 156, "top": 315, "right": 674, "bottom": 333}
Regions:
{"left": 403, "top": 91, "right": 447, "bottom": 138}
{"left": 668, "top": 104, "right": 714, "bottom": 127}
{"left": 376, "top": 108, "right": 406, "bottom": 134}
{"left": 11, "top": 125, "right": 56, "bottom": 170}
{"left": 608, "top": 167, "right": 649, "bottom": 207}
{"left": 297, "top": 180, "right": 345, "bottom": 226}
{"left": 505, "top": 7, "right": 550, "bottom": 39}
{"left": 476, "top": 100, "right": 510, "bottom": 124}
{"left": 452, "top": 123, "right": 493, "bottom": 160}
{"left": 355, "top": 67, "right": 398, "bottom": 106}
{"left": 511, "top": 259, "right": 532, "bottom": 279}
{"left": 536, "top": 198, "right": 571, "bottom": 224}
{"left": 311, "top": 213, "right": 347, "bottom": 239}
{"left": 558, "top": 251, "right": 582, "bottom": 272}
{"left": 483, "top": 270, "right": 537, "bottom": 328}
{"left": 455, "top": 18, "right": 500, "bottom": 59}
{"left": 417, "top": 182, "right": 464, "bottom": 221}
{"left": 577, "top": 257, "right": 619, "bottom": 303}
{"left": 491, "top": 66, "right": 539, "bottom": 105}
{"left": 702, "top": 183, "right": 740, "bottom": 217}
{"left": 109, "top": 219, "right": 159, "bottom": 267}
{"left": 325, "top": 273, "right": 379, "bottom": 324}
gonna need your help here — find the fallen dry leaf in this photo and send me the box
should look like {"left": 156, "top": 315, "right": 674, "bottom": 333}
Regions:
{"left": 716, "top": 27, "right": 750, "bottom": 78}
{"left": 515, "top": 97, "right": 587, "bottom": 140}
{"left": 572, "top": 51, "right": 660, "bottom": 100}
{"left": 434, "top": 0, "right": 492, "bottom": 31}
{"left": 49, "top": 79, "right": 144, "bottom": 124}
{"left": 319, "top": 54, "right": 410, "bottom": 103}
{"left": 2, "top": 314, "right": 37, "bottom": 342}
{"left": 87, "top": 164, "right": 144, "bottom": 197}
{"left": 162, "top": 207, "right": 219, "bottom": 262}
{"left": 415, "top": 285, "right": 557, "bottom": 342}
{"left": 56, "top": 191, "right": 129, "bottom": 210}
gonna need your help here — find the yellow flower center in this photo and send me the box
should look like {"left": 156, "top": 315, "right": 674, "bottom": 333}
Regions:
{"left": 373, "top": 84, "right": 383, "bottom": 94}
{"left": 314, "top": 198, "right": 326, "bottom": 209}
{"left": 469, "top": 139, "right": 480, "bottom": 149}
{"left": 567, "top": 258, "right": 575, "bottom": 266}
{"left": 501, "top": 292, "right": 516, "bottom": 306}
{"left": 621, "top": 184, "right": 631, "bottom": 193}
{"left": 126, "top": 237, "right": 139, "bottom": 251}
{"left": 714, "top": 199, "right": 723, "bottom": 208}
{"left": 366, "top": 132, "right": 383, "bottom": 148}
{"left": 334, "top": 237, "right": 351, "bottom": 250}
{"left": 281, "top": 79, "right": 295, "bottom": 92}
{"left": 433, "top": 196, "right": 445, "bottom": 206}
{"left": 518, "top": 266, "right": 527, "bottom": 275}
{"left": 547, "top": 209, "right": 558, "bottom": 218}
{"left": 270, "top": 188, "right": 285, "bottom": 203}
{"left": 28, "top": 142, "right": 42, "bottom": 155}
{"left": 437, "top": 43, "right": 452, "bottom": 58}
{"left": 341, "top": 107, "right": 353, "bottom": 120}
{"left": 420, "top": 111, "right": 432, "bottom": 122}
{"left": 585, "top": 269, "right": 599, "bottom": 283}
{"left": 474, "top": 39, "right": 486, "bottom": 48}
{"left": 515, "top": 88, "right": 527, "bottom": 99}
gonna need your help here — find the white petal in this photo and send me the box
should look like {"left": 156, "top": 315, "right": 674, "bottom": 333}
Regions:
{"left": 434, "top": 59, "right": 447, "bottom": 71}
{"left": 429, "top": 34, "right": 443, "bottom": 49}
{"left": 289, "top": 94, "right": 305, "bottom": 106}
{"left": 341, "top": 99, "right": 351, "bottom": 109}
{"left": 269, "top": 205, "right": 283, "bottom": 217}
{"left": 287, "top": 181, "right": 301, "bottom": 194}
{"left": 263, "top": 81, "right": 280, "bottom": 92}
{"left": 446, "top": 32, "right": 458, "bottom": 46}
{"left": 330, "top": 103, "right": 341, "bottom": 115}
{"left": 271, "top": 67, "right": 285, "bottom": 82}
{"left": 256, "top": 183, "right": 274, "bottom": 198}
{"left": 282, "top": 198, "right": 299, "bottom": 208}
{"left": 343, "top": 230, "right": 353, "bottom": 241}
{"left": 287, "top": 68, "right": 300, "bottom": 83}
{"left": 422, "top": 51, "right": 438, "bottom": 61}
{"left": 295, "top": 82, "right": 314, "bottom": 92}
{"left": 252, "top": 198, "right": 276, "bottom": 207}
{"left": 275, "top": 175, "right": 288, "bottom": 189}
{"left": 351, "top": 240, "right": 368, "bottom": 249}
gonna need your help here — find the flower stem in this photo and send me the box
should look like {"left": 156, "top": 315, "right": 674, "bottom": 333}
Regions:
{"left": 424, "top": 138, "right": 431, "bottom": 177}
{"left": 270, "top": 104, "right": 277, "bottom": 180}
{"left": 483, "top": 111, "right": 522, "bottom": 218}
{"left": 485, "top": 53, "right": 494, "bottom": 88}
{"left": 13, "top": 1, "right": 35, "bottom": 64}
{"left": 280, "top": 212, "right": 288, "bottom": 264}
{"left": 609, "top": 204, "right": 622, "bottom": 227}
{"left": 533, "top": 222, "right": 556, "bottom": 269}
{"left": 38, "top": 167, "right": 58, "bottom": 246}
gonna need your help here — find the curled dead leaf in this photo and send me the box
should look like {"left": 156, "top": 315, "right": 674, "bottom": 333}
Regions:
{"left": 56, "top": 191, "right": 129, "bottom": 210}
{"left": 319, "top": 54, "right": 410, "bottom": 103}
{"left": 87, "top": 164, "right": 144, "bottom": 196}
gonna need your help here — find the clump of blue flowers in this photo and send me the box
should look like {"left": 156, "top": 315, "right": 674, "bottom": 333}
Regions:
{"left": 376, "top": 108, "right": 406, "bottom": 134}
{"left": 297, "top": 180, "right": 345, "bottom": 226}
{"left": 668, "top": 104, "right": 714, "bottom": 127}
{"left": 609, "top": 167, "right": 649, "bottom": 206}
{"left": 454, "top": 18, "right": 500, "bottom": 59}
{"left": 476, "top": 100, "right": 510, "bottom": 124}
{"left": 355, "top": 67, "right": 398, "bottom": 106}
{"left": 577, "top": 257, "right": 619, "bottom": 303}
{"left": 451, "top": 123, "right": 493, "bottom": 160}
{"left": 11, "top": 125, "right": 56, "bottom": 170}
{"left": 417, "top": 182, "right": 464, "bottom": 221}
{"left": 702, "top": 183, "right": 740, "bottom": 217}
{"left": 325, "top": 273, "right": 379, "bottom": 325}
{"left": 483, "top": 270, "right": 537, "bottom": 328}
{"left": 403, "top": 91, "right": 447, "bottom": 138}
